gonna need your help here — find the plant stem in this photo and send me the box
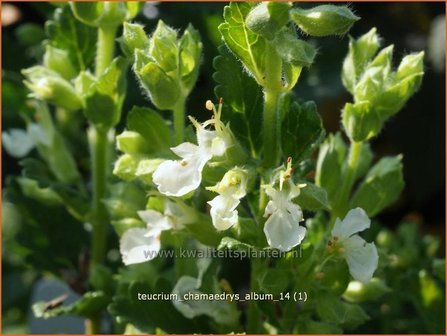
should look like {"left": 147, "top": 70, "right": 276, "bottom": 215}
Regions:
{"left": 96, "top": 26, "right": 117, "bottom": 76}
{"left": 330, "top": 141, "right": 363, "bottom": 227}
{"left": 173, "top": 95, "right": 186, "bottom": 144}
{"left": 262, "top": 89, "right": 282, "bottom": 168}
{"left": 86, "top": 23, "right": 117, "bottom": 334}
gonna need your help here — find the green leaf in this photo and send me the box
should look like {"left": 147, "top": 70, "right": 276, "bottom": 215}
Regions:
{"left": 296, "top": 183, "right": 330, "bottom": 211}
{"left": 351, "top": 155, "right": 404, "bottom": 216}
{"left": 33, "top": 291, "right": 108, "bottom": 319}
{"left": 291, "top": 5, "right": 359, "bottom": 37}
{"left": 315, "top": 133, "right": 347, "bottom": 203}
{"left": 258, "top": 268, "right": 290, "bottom": 295}
{"left": 179, "top": 24, "right": 203, "bottom": 92}
{"left": 316, "top": 292, "right": 369, "bottom": 327}
{"left": 43, "top": 45, "right": 77, "bottom": 80}
{"left": 275, "top": 28, "right": 316, "bottom": 67}
{"left": 219, "top": 2, "right": 267, "bottom": 84}
{"left": 45, "top": 6, "right": 96, "bottom": 72}
{"left": 319, "top": 260, "right": 351, "bottom": 295}
{"left": 281, "top": 100, "right": 325, "bottom": 161}
{"left": 213, "top": 44, "right": 263, "bottom": 156}
{"left": 84, "top": 57, "right": 128, "bottom": 129}
{"left": 116, "top": 130, "right": 152, "bottom": 155}
{"left": 246, "top": 2, "right": 291, "bottom": 40}
{"left": 126, "top": 106, "right": 171, "bottom": 153}
{"left": 70, "top": 2, "right": 139, "bottom": 28}
{"left": 218, "top": 237, "right": 257, "bottom": 253}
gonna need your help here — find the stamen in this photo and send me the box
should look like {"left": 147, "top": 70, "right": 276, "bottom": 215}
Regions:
{"left": 180, "top": 160, "right": 188, "bottom": 167}
{"left": 205, "top": 100, "right": 214, "bottom": 111}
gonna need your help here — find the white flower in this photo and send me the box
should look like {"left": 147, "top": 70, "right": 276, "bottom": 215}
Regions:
{"left": 120, "top": 200, "right": 194, "bottom": 265}
{"left": 263, "top": 183, "right": 306, "bottom": 252}
{"left": 120, "top": 228, "right": 161, "bottom": 266}
{"left": 208, "top": 195, "right": 240, "bottom": 230}
{"left": 330, "top": 207, "right": 379, "bottom": 283}
{"left": 207, "top": 168, "right": 248, "bottom": 230}
{"left": 2, "top": 129, "right": 35, "bottom": 158}
{"left": 153, "top": 100, "right": 231, "bottom": 197}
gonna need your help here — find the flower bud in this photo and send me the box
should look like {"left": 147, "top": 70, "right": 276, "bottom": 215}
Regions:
{"left": 113, "top": 154, "right": 139, "bottom": 181}
{"left": 179, "top": 24, "right": 203, "bottom": 92}
{"left": 135, "top": 159, "right": 164, "bottom": 185}
{"left": 43, "top": 45, "right": 77, "bottom": 80}
{"left": 343, "top": 278, "right": 391, "bottom": 303}
{"left": 22, "top": 66, "right": 83, "bottom": 111}
{"left": 70, "top": 2, "right": 140, "bottom": 28}
{"left": 149, "top": 20, "right": 179, "bottom": 72}
{"left": 135, "top": 52, "right": 181, "bottom": 110}
{"left": 342, "top": 28, "right": 380, "bottom": 94}
{"left": 116, "top": 130, "right": 151, "bottom": 155}
{"left": 342, "top": 101, "right": 382, "bottom": 142}
{"left": 291, "top": 5, "right": 359, "bottom": 37}
{"left": 207, "top": 168, "right": 248, "bottom": 199}
{"left": 246, "top": 2, "right": 291, "bottom": 40}
{"left": 120, "top": 22, "right": 149, "bottom": 57}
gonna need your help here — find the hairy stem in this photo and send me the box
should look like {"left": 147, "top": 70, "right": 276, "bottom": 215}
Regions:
{"left": 330, "top": 141, "right": 363, "bottom": 227}
{"left": 96, "top": 26, "right": 117, "bottom": 76}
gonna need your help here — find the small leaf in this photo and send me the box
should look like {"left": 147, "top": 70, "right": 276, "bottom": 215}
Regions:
{"left": 351, "top": 155, "right": 404, "bottom": 216}
{"left": 84, "top": 57, "right": 128, "bottom": 129}
{"left": 275, "top": 28, "right": 316, "bottom": 67}
{"left": 219, "top": 2, "right": 267, "bottom": 84}
{"left": 282, "top": 100, "right": 325, "bottom": 161}
{"left": 120, "top": 22, "right": 149, "bottom": 57}
{"left": 342, "top": 101, "right": 382, "bottom": 142}
{"left": 296, "top": 183, "right": 330, "bottom": 211}
{"left": 126, "top": 106, "right": 171, "bottom": 153}
{"left": 45, "top": 6, "right": 96, "bottom": 72}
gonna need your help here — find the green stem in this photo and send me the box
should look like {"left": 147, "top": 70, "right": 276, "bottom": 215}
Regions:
{"left": 330, "top": 141, "right": 363, "bottom": 227}
{"left": 89, "top": 127, "right": 110, "bottom": 266}
{"left": 262, "top": 89, "right": 282, "bottom": 168}
{"left": 173, "top": 95, "right": 186, "bottom": 144}
{"left": 86, "top": 23, "right": 117, "bottom": 334}
{"left": 96, "top": 26, "right": 117, "bottom": 76}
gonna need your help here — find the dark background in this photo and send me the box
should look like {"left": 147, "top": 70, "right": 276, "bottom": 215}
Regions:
{"left": 2, "top": 2, "right": 445, "bottom": 333}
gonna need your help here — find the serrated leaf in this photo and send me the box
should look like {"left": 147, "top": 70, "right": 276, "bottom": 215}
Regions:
{"left": 296, "top": 183, "right": 330, "bottom": 211}
{"left": 219, "top": 2, "right": 267, "bottom": 84}
{"left": 45, "top": 6, "right": 96, "bottom": 72}
{"left": 282, "top": 100, "right": 325, "bottom": 161}
{"left": 213, "top": 44, "right": 263, "bottom": 156}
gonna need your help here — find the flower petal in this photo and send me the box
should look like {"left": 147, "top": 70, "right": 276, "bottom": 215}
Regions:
{"left": 264, "top": 211, "right": 306, "bottom": 251}
{"left": 2, "top": 129, "right": 35, "bottom": 158}
{"left": 119, "top": 228, "right": 161, "bottom": 265}
{"left": 344, "top": 235, "right": 379, "bottom": 283}
{"left": 332, "top": 207, "right": 371, "bottom": 240}
{"left": 208, "top": 195, "right": 239, "bottom": 230}
{"left": 170, "top": 142, "right": 199, "bottom": 158}
{"left": 137, "top": 209, "right": 172, "bottom": 236}
{"left": 152, "top": 157, "right": 205, "bottom": 197}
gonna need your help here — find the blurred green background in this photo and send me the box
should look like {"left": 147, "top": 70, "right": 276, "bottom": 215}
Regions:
{"left": 2, "top": 2, "right": 445, "bottom": 333}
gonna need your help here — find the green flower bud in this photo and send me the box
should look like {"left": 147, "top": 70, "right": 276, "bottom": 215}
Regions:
{"left": 70, "top": 2, "right": 140, "bottom": 28}
{"left": 74, "top": 71, "right": 95, "bottom": 97}
{"left": 342, "top": 102, "right": 382, "bottom": 142}
{"left": 291, "top": 5, "right": 359, "bottom": 37}
{"left": 150, "top": 20, "right": 179, "bottom": 73}
{"left": 135, "top": 51, "right": 181, "bottom": 110}
{"left": 22, "top": 66, "right": 83, "bottom": 111}
{"left": 135, "top": 159, "right": 164, "bottom": 184}
{"left": 377, "top": 51, "right": 424, "bottom": 118}
{"left": 113, "top": 154, "right": 139, "bottom": 181}
{"left": 315, "top": 133, "right": 347, "bottom": 202}
{"left": 275, "top": 28, "right": 316, "bottom": 67}
{"left": 342, "top": 28, "right": 380, "bottom": 93}
{"left": 179, "top": 24, "right": 203, "bottom": 92}
{"left": 120, "top": 22, "right": 149, "bottom": 57}
{"left": 116, "top": 130, "right": 151, "bottom": 155}
{"left": 246, "top": 2, "right": 291, "bottom": 40}
{"left": 43, "top": 45, "right": 77, "bottom": 80}
{"left": 343, "top": 278, "right": 391, "bottom": 303}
